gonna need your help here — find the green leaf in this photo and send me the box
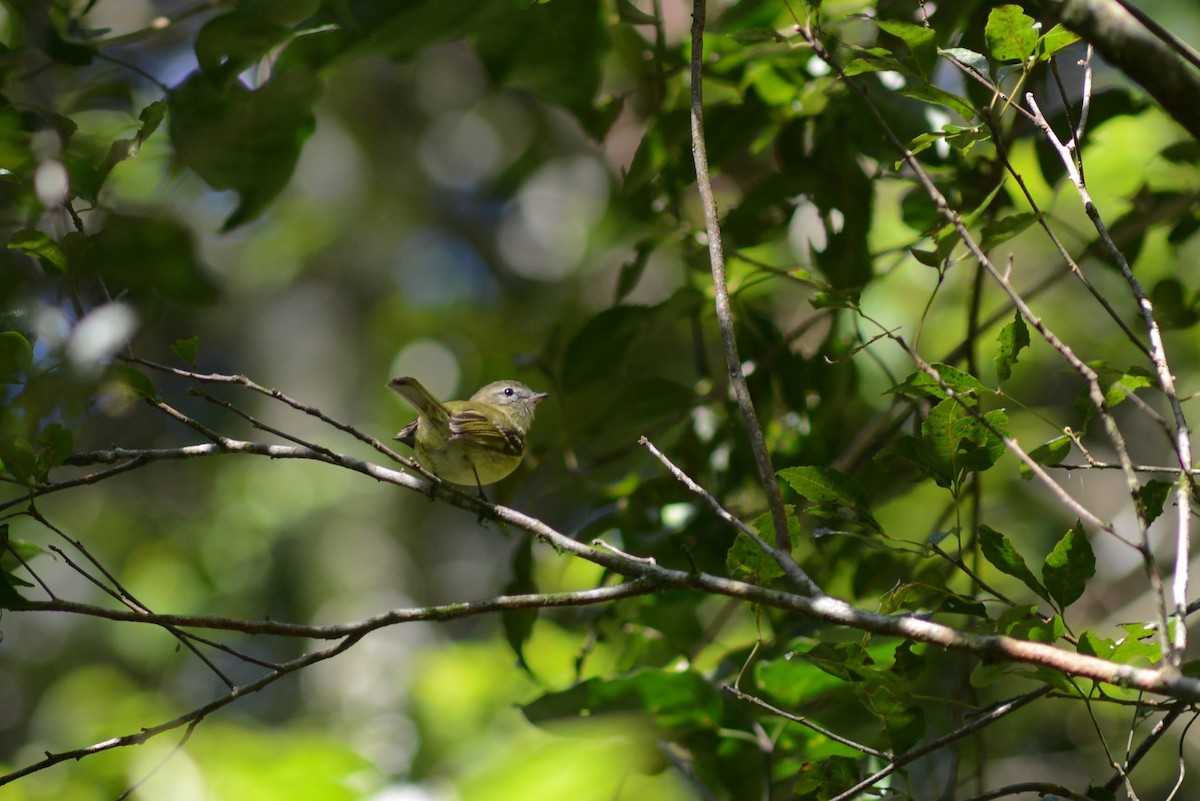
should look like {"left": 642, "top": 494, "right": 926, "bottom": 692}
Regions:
{"left": 1151, "top": 278, "right": 1200, "bottom": 329}
{"left": 0, "top": 331, "right": 33, "bottom": 383}
{"left": 1077, "top": 630, "right": 1116, "bottom": 659}
{"left": 1135, "top": 479, "right": 1173, "bottom": 526}
{"left": 994, "top": 312, "right": 1030, "bottom": 382}
{"left": 94, "top": 100, "right": 169, "bottom": 197}
{"left": 1041, "top": 520, "right": 1095, "bottom": 608}
{"left": 522, "top": 669, "right": 721, "bottom": 735}
{"left": 1111, "top": 623, "right": 1161, "bottom": 665}
{"left": 79, "top": 215, "right": 219, "bottom": 305}
{"left": 985, "top": 5, "right": 1039, "bottom": 63}
{"left": 0, "top": 568, "right": 30, "bottom": 608}
{"left": 981, "top": 211, "right": 1040, "bottom": 251}
{"left": 561, "top": 305, "right": 651, "bottom": 390}
{"left": 1103, "top": 369, "right": 1154, "bottom": 408}
{"left": 502, "top": 538, "right": 538, "bottom": 674}
{"left": 1036, "top": 24, "right": 1081, "bottom": 62}
{"left": 939, "top": 47, "right": 990, "bottom": 80}
{"left": 898, "top": 83, "right": 975, "bottom": 120}
{"left": 920, "top": 400, "right": 1008, "bottom": 486}
{"left": 727, "top": 529, "right": 784, "bottom": 584}
{"left": 1020, "top": 435, "right": 1071, "bottom": 479}
{"left": 35, "top": 423, "right": 73, "bottom": 474}
{"left": 172, "top": 336, "right": 202, "bottom": 365}
{"left": 979, "top": 525, "right": 1049, "bottom": 602}
{"left": 879, "top": 583, "right": 988, "bottom": 617}
{"left": 615, "top": 0, "right": 658, "bottom": 25}
{"left": 615, "top": 240, "right": 653, "bottom": 302}
{"left": 8, "top": 229, "right": 67, "bottom": 274}
{"left": 754, "top": 653, "right": 848, "bottom": 707}
{"left": 877, "top": 19, "right": 937, "bottom": 77}
{"left": 779, "top": 466, "right": 881, "bottom": 532}
{"left": 111, "top": 365, "right": 158, "bottom": 400}
{"left": 794, "top": 756, "right": 860, "bottom": 799}
{"left": 864, "top": 683, "right": 925, "bottom": 753}
{"left": 169, "top": 66, "right": 320, "bottom": 230}
{"left": 474, "top": 0, "right": 611, "bottom": 137}
{"left": 890, "top": 363, "right": 990, "bottom": 400}
{"left": 195, "top": 10, "right": 292, "bottom": 81}
{"left": 0, "top": 437, "right": 37, "bottom": 484}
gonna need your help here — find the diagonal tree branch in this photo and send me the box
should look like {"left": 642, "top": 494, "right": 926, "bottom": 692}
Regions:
{"left": 688, "top": 0, "right": 820, "bottom": 597}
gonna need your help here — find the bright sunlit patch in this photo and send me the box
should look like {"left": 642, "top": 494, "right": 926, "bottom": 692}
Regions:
{"left": 660, "top": 502, "right": 696, "bottom": 531}
{"left": 498, "top": 156, "right": 610, "bottom": 280}
{"left": 66, "top": 302, "right": 138, "bottom": 369}
{"left": 389, "top": 339, "right": 461, "bottom": 401}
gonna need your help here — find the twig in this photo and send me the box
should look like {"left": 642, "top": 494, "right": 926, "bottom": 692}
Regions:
{"left": 0, "top": 635, "right": 363, "bottom": 787}
{"left": 640, "top": 436, "right": 820, "bottom": 593}
{"left": 799, "top": 24, "right": 1173, "bottom": 655}
{"left": 723, "top": 684, "right": 888, "bottom": 758}
{"left": 826, "top": 686, "right": 1052, "bottom": 801}
{"left": 957, "top": 782, "right": 1095, "bottom": 801}
{"left": 688, "top": 0, "right": 819, "bottom": 598}
{"left": 1027, "top": 92, "right": 1193, "bottom": 667}
{"left": 125, "top": 357, "right": 409, "bottom": 467}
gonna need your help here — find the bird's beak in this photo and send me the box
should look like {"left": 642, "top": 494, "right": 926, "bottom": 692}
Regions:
{"left": 533, "top": 392, "right": 549, "bottom": 404}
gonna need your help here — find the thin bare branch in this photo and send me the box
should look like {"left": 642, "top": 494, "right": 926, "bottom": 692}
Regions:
{"left": 688, "top": 0, "right": 819, "bottom": 597}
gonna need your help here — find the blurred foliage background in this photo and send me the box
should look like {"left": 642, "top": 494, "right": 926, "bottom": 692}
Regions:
{"left": 2, "top": 0, "right": 1200, "bottom": 799}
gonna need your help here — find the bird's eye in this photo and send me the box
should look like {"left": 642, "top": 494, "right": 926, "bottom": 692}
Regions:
{"left": 504, "top": 387, "right": 515, "bottom": 397}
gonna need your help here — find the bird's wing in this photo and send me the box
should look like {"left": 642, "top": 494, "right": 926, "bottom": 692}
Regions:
{"left": 448, "top": 409, "right": 525, "bottom": 456}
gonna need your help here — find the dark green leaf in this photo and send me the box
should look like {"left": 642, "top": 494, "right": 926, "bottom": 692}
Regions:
{"left": 8, "top": 229, "right": 67, "bottom": 274}
{"left": 899, "top": 83, "right": 975, "bottom": 119}
{"left": 0, "top": 437, "right": 37, "bottom": 484}
{"left": 865, "top": 683, "right": 925, "bottom": 753}
{"left": 890, "top": 363, "right": 990, "bottom": 400}
{"left": 879, "top": 583, "right": 989, "bottom": 617}
{"left": 0, "top": 331, "right": 33, "bottom": 383}
{"left": 981, "top": 211, "right": 1040, "bottom": 251}
{"left": 985, "top": 5, "right": 1038, "bottom": 63}
{"left": 169, "top": 67, "right": 320, "bottom": 230}
{"left": 561, "top": 305, "right": 651, "bottom": 390}
{"left": 172, "top": 336, "right": 202, "bottom": 365}
{"left": 1151, "top": 278, "right": 1200, "bottom": 329}
{"left": 994, "top": 312, "right": 1030, "bottom": 382}
{"left": 979, "top": 524, "right": 1049, "bottom": 602}
{"left": 111, "top": 365, "right": 158, "bottom": 400}
{"left": 615, "top": 240, "right": 653, "bottom": 302}
{"left": 779, "top": 465, "right": 882, "bottom": 532}
{"left": 502, "top": 538, "right": 538, "bottom": 674}
{"left": 522, "top": 668, "right": 721, "bottom": 734}
{"left": 35, "top": 423, "right": 73, "bottom": 473}
{"left": 0, "top": 569, "right": 29, "bottom": 608}
{"left": 615, "top": 0, "right": 658, "bottom": 25}
{"left": 919, "top": 400, "right": 1008, "bottom": 486}
{"left": 474, "top": 0, "right": 611, "bottom": 137}
{"left": 877, "top": 19, "right": 937, "bottom": 77}
{"left": 1042, "top": 520, "right": 1095, "bottom": 608}
{"left": 727, "top": 529, "right": 784, "bottom": 584}
{"left": 79, "top": 215, "right": 218, "bottom": 305}
{"left": 195, "top": 11, "right": 293, "bottom": 82}
{"left": 1020, "top": 435, "right": 1072, "bottom": 479}
{"left": 1135, "top": 479, "right": 1173, "bottom": 526}
{"left": 794, "top": 756, "right": 860, "bottom": 801}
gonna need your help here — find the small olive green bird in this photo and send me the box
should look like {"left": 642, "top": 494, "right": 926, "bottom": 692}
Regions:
{"left": 389, "top": 376, "right": 548, "bottom": 489}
